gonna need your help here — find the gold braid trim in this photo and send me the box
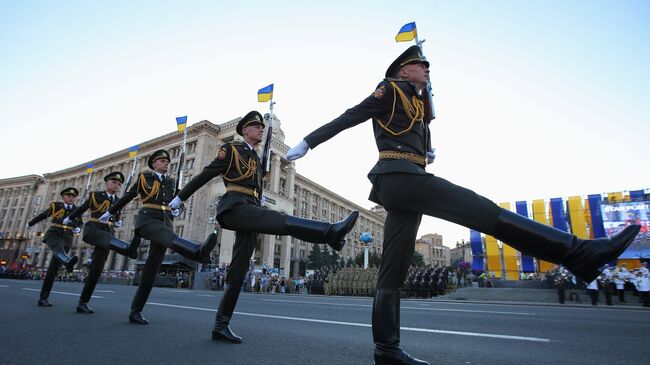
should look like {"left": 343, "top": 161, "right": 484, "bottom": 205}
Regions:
{"left": 226, "top": 185, "right": 259, "bottom": 198}
{"left": 379, "top": 150, "right": 426, "bottom": 167}
{"left": 374, "top": 81, "right": 425, "bottom": 136}
{"left": 51, "top": 202, "right": 65, "bottom": 219}
{"left": 224, "top": 145, "right": 256, "bottom": 182}
{"left": 138, "top": 174, "right": 160, "bottom": 204}
{"left": 89, "top": 192, "right": 110, "bottom": 213}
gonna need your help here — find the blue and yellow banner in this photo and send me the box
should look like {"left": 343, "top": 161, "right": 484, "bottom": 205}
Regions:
{"left": 86, "top": 163, "right": 94, "bottom": 174}
{"left": 258, "top": 84, "right": 273, "bottom": 102}
{"left": 176, "top": 116, "right": 187, "bottom": 133}
{"left": 128, "top": 145, "right": 139, "bottom": 158}
{"left": 515, "top": 201, "right": 536, "bottom": 273}
{"left": 395, "top": 22, "right": 417, "bottom": 42}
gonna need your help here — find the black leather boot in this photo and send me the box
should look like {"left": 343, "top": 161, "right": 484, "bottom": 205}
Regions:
{"left": 212, "top": 285, "right": 243, "bottom": 343}
{"left": 372, "top": 288, "right": 429, "bottom": 365}
{"left": 171, "top": 233, "right": 218, "bottom": 263}
{"left": 76, "top": 302, "right": 95, "bottom": 314}
{"left": 38, "top": 294, "right": 52, "bottom": 307}
{"left": 493, "top": 209, "right": 641, "bottom": 282}
{"left": 109, "top": 238, "right": 138, "bottom": 259}
{"left": 129, "top": 310, "right": 149, "bottom": 324}
{"left": 54, "top": 251, "right": 78, "bottom": 274}
{"left": 285, "top": 211, "right": 359, "bottom": 251}
{"left": 128, "top": 232, "right": 141, "bottom": 259}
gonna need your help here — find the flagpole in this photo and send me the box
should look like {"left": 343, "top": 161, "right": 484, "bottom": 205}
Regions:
{"left": 82, "top": 169, "right": 94, "bottom": 203}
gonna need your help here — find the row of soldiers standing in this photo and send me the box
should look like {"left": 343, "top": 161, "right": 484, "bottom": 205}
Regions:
{"left": 404, "top": 265, "right": 453, "bottom": 299}
{"left": 324, "top": 266, "right": 379, "bottom": 296}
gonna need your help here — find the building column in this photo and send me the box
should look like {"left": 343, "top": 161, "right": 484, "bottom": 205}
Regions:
{"left": 271, "top": 154, "right": 281, "bottom": 193}
{"left": 105, "top": 250, "right": 116, "bottom": 271}
{"left": 286, "top": 162, "right": 296, "bottom": 201}
{"left": 280, "top": 236, "right": 292, "bottom": 278}
{"left": 261, "top": 234, "right": 275, "bottom": 268}
{"left": 219, "top": 229, "right": 236, "bottom": 266}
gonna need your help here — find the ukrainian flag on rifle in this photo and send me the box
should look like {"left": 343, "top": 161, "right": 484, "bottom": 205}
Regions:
{"left": 128, "top": 145, "right": 139, "bottom": 158}
{"left": 176, "top": 116, "right": 187, "bottom": 132}
{"left": 258, "top": 84, "right": 273, "bottom": 102}
{"left": 395, "top": 22, "right": 417, "bottom": 42}
{"left": 86, "top": 163, "right": 94, "bottom": 174}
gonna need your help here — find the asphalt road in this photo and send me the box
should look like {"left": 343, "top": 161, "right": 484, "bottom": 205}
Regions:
{"left": 1, "top": 278, "right": 648, "bottom": 365}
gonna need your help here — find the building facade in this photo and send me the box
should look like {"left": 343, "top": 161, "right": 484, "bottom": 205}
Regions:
{"left": 414, "top": 233, "right": 450, "bottom": 267}
{"left": 0, "top": 117, "right": 384, "bottom": 278}
{"left": 449, "top": 240, "right": 472, "bottom": 267}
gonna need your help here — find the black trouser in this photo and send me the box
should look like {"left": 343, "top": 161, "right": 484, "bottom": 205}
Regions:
{"left": 40, "top": 243, "right": 72, "bottom": 300}
{"left": 130, "top": 221, "right": 174, "bottom": 312}
{"left": 603, "top": 284, "right": 613, "bottom": 305}
{"left": 371, "top": 173, "right": 500, "bottom": 289}
{"left": 557, "top": 287, "right": 565, "bottom": 304}
{"left": 79, "top": 247, "right": 109, "bottom": 304}
{"left": 640, "top": 291, "right": 650, "bottom": 307}
{"left": 588, "top": 289, "right": 599, "bottom": 305}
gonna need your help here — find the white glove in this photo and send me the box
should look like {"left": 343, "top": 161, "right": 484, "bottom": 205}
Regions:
{"left": 426, "top": 148, "right": 436, "bottom": 164}
{"left": 99, "top": 211, "right": 113, "bottom": 223}
{"left": 169, "top": 196, "right": 183, "bottom": 210}
{"left": 259, "top": 196, "right": 266, "bottom": 206}
{"left": 63, "top": 217, "right": 71, "bottom": 225}
{"left": 114, "top": 220, "right": 123, "bottom": 228}
{"left": 171, "top": 208, "right": 181, "bottom": 218}
{"left": 72, "top": 227, "right": 81, "bottom": 234}
{"left": 26, "top": 223, "right": 32, "bottom": 230}
{"left": 286, "top": 140, "right": 310, "bottom": 161}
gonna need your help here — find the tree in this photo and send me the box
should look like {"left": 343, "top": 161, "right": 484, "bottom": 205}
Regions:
{"left": 346, "top": 257, "right": 355, "bottom": 267}
{"left": 411, "top": 251, "right": 424, "bottom": 267}
{"left": 354, "top": 251, "right": 382, "bottom": 268}
{"left": 307, "top": 244, "right": 324, "bottom": 270}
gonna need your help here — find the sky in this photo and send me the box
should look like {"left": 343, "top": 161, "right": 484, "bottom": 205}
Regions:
{"left": 1, "top": 0, "right": 648, "bottom": 247}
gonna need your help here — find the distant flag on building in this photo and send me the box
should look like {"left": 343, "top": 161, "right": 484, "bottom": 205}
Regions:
{"left": 86, "top": 163, "right": 94, "bottom": 174}
{"left": 176, "top": 116, "right": 188, "bottom": 133}
{"left": 257, "top": 84, "right": 273, "bottom": 102}
{"left": 128, "top": 145, "right": 139, "bottom": 158}
{"left": 395, "top": 22, "right": 417, "bottom": 42}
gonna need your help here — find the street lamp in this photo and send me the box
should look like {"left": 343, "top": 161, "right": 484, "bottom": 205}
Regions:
{"left": 360, "top": 232, "right": 373, "bottom": 269}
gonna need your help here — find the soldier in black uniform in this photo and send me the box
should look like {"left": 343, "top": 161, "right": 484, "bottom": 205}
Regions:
{"left": 28, "top": 187, "right": 82, "bottom": 307}
{"left": 65, "top": 171, "right": 138, "bottom": 314}
{"left": 99, "top": 149, "right": 217, "bottom": 324}
{"left": 170, "top": 111, "right": 359, "bottom": 344}
{"left": 287, "top": 45, "right": 642, "bottom": 365}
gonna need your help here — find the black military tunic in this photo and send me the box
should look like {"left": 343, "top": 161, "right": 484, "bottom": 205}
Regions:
{"left": 29, "top": 201, "right": 82, "bottom": 249}
{"left": 68, "top": 191, "right": 123, "bottom": 304}
{"left": 69, "top": 191, "right": 121, "bottom": 249}
{"left": 108, "top": 172, "right": 177, "bottom": 312}
{"left": 178, "top": 141, "right": 286, "bottom": 289}
{"left": 29, "top": 201, "right": 82, "bottom": 301}
{"left": 302, "top": 79, "right": 501, "bottom": 289}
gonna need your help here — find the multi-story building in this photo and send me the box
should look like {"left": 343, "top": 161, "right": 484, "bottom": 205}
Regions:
{"left": 0, "top": 175, "right": 45, "bottom": 264}
{"left": 0, "top": 116, "right": 384, "bottom": 277}
{"left": 449, "top": 240, "right": 472, "bottom": 267}
{"left": 415, "top": 233, "right": 450, "bottom": 267}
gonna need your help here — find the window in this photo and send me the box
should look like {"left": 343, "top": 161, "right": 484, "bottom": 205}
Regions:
{"left": 186, "top": 142, "right": 196, "bottom": 154}
{"left": 300, "top": 249, "right": 305, "bottom": 258}
{"left": 175, "top": 226, "right": 184, "bottom": 236}
{"left": 185, "top": 158, "right": 194, "bottom": 170}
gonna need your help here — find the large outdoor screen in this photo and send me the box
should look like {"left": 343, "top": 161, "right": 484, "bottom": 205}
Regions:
{"left": 601, "top": 200, "right": 650, "bottom": 259}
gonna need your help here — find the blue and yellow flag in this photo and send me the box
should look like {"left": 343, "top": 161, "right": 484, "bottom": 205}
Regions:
{"left": 257, "top": 84, "right": 273, "bottom": 102}
{"left": 176, "top": 116, "right": 187, "bottom": 133}
{"left": 395, "top": 22, "right": 417, "bottom": 42}
{"left": 86, "top": 163, "right": 94, "bottom": 174}
{"left": 128, "top": 145, "right": 139, "bottom": 158}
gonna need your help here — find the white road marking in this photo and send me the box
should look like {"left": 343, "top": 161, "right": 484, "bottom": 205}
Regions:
{"left": 0, "top": 284, "right": 9, "bottom": 288}
{"left": 94, "top": 290, "right": 114, "bottom": 293}
{"left": 148, "top": 302, "right": 551, "bottom": 343}
{"left": 195, "top": 294, "right": 216, "bottom": 298}
{"left": 260, "top": 298, "right": 535, "bottom": 316}
{"left": 21, "top": 288, "right": 103, "bottom": 298}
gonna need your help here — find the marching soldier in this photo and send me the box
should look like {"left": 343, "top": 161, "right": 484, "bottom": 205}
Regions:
{"left": 169, "top": 111, "right": 359, "bottom": 343}
{"left": 28, "top": 187, "right": 82, "bottom": 306}
{"left": 286, "top": 44, "right": 641, "bottom": 365}
{"left": 600, "top": 265, "right": 614, "bottom": 305}
{"left": 64, "top": 171, "right": 138, "bottom": 314}
{"left": 99, "top": 149, "right": 218, "bottom": 324}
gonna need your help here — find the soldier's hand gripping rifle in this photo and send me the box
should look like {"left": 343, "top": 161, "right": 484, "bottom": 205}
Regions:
{"left": 259, "top": 108, "right": 275, "bottom": 205}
